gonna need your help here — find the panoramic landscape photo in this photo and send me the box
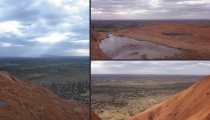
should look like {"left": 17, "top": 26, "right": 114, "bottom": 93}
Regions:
{"left": 0, "top": 0, "right": 90, "bottom": 119}
{"left": 91, "top": 0, "right": 210, "bottom": 60}
{"left": 91, "top": 61, "right": 210, "bottom": 120}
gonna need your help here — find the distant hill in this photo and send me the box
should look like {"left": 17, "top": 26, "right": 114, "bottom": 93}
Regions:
{"left": 129, "top": 75, "right": 210, "bottom": 120}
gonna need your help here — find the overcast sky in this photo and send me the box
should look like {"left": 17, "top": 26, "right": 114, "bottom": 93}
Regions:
{"left": 0, "top": 0, "right": 89, "bottom": 57}
{"left": 91, "top": 0, "right": 210, "bottom": 20}
{"left": 92, "top": 61, "right": 210, "bottom": 75}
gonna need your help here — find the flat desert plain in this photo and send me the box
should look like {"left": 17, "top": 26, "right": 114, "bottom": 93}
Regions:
{"left": 91, "top": 74, "right": 203, "bottom": 120}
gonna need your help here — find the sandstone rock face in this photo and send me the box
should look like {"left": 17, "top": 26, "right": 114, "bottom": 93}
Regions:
{"left": 91, "top": 111, "right": 101, "bottom": 120}
{"left": 0, "top": 69, "right": 89, "bottom": 120}
{"left": 91, "top": 30, "right": 110, "bottom": 60}
{"left": 129, "top": 75, "right": 210, "bottom": 120}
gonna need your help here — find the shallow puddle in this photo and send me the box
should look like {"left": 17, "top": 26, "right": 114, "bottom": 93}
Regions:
{"left": 99, "top": 34, "right": 182, "bottom": 59}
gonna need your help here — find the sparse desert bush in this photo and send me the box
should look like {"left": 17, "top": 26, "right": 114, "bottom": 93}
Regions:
{"left": 141, "top": 54, "right": 148, "bottom": 59}
{"left": 162, "top": 32, "right": 193, "bottom": 36}
{"left": 41, "top": 80, "right": 89, "bottom": 105}
{"left": 91, "top": 74, "right": 201, "bottom": 120}
{"left": 109, "top": 102, "right": 128, "bottom": 108}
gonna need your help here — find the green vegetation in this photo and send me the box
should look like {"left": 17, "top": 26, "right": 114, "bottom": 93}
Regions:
{"left": 0, "top": 57, "right": 89, "bottom": 104}
{"left": 42, "top": 80, "right": 89, "bottom": 104}
{"left": 91, "top": 74, "right": 203, "bottom": 119}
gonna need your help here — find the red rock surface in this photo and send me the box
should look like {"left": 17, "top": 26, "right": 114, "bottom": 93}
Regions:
{"left": 116, "top": 23, "right": 210, "bottom": 59}
{"left": 92, "top": 23, "right": 210, "bottom": 59}
{"left": 129, "top": 75, "right": 210, "bottom": 120}
{"left": 91, "top": 111, "right": 101, "bottom": 120}
{"left": 91, "top": 30, "right": 110, "bottom": 60}
{"left": 0, "top": 69, "right": 89, "bottom": 120}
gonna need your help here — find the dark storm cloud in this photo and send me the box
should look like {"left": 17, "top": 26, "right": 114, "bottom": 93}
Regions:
{"left": 0, "top": 0, "right": 89, "bottom": 57}
{"left": 91, "top": 0, "right": 210, "bottom": 19}
{"left": 91, "top": 61, "right": 210, "bottom": 75}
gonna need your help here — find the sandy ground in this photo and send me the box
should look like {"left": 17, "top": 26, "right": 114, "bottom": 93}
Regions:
{"left": 91, "top": 23, "right": 210, "bottom": 59}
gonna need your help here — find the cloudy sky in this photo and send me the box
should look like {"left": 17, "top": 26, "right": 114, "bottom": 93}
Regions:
{"left": 0, "top": 0, "right": 89, "bottom": 57}
{"left": 91, "top": 0, "right": 210, "bottom": 20}
{"left": 92, "top": 61, "right": 210, "bottom": 75}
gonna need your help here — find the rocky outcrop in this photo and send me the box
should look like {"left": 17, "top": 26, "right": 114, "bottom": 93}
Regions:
{"left": 129, "top": 75, "right": 210, "bottom": 120}
{"left": 91, "top": 30, "right": 110, "bottom": 60}
{"left": 91, "top": 111, "right": 101, "bottom": 120}
{"left": 0, "top": 69, "right": 89, "bottom": 120}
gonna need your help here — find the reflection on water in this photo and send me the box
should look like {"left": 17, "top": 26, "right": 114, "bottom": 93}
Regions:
{"left": 99, "top": 34, "right": 182, "bottom": 59}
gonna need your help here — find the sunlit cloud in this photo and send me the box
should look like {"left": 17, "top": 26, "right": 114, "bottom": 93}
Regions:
{"left": 65, "top": 49, "right": 89, "bottom": 56}
{"left": 71, "top": 40, "right": 89, "bottom": 43}
{"left": 0, "top": 21, "right": 24, "bottom": 36}
{"left": 31, "top": 32, "right": 72, "bottom": 44}
{"left": 177, "top": 0, "right": 210, "bottom": 5}
{"left": 91, "top": 61, "right": 103, "bottom": 69}
{"left": 1, "top": 42, "right": 12, "bottom": 47}
{"left": 48, "top": 0, "right": 64, "bottom": 6}
{"left": 148, "top": 0, "right": 162, "bottom": 8}
{"left": 75, "top": 49, "right": 89, "bottom": 56}
{"left": 14, "top": 44, "right": 25, "bottom": 47}
{"left": 72, "top": 16, "right": 83, "bottom": 21}
{"left": 64, "top": 6, "right": 80, "bottom": 13}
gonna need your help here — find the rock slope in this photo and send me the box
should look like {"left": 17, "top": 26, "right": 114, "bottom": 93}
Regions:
{"left": 91, "top": 30, "right": 110, "bottom": 60}
{"left": 0, "top": 68, "right": 89, "bottom": 120}
{"left": 129, "top": 75, "right": 210, "bottom": 120}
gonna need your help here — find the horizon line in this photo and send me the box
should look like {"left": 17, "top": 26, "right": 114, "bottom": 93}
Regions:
{"left": 91, "top": 74, "right": 208, "bottom": 76}
{"left": 91, "top": 19, "right": 210, "bottom": 21}
{"left": 0, "top": 56, "right": 89, "bottom": 58}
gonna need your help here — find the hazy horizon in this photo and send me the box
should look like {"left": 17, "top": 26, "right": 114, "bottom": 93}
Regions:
{"left": 92, "top": 73, "right": 206, "bottom": 76}
{"left": 92, "top": 19, "right": 210, "bottom": 21}
{"left": 92, "top": 61, "right": 210, "bottom": 75}
{"left": 0, "top": 56, "right": 89, "bottom": 58}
